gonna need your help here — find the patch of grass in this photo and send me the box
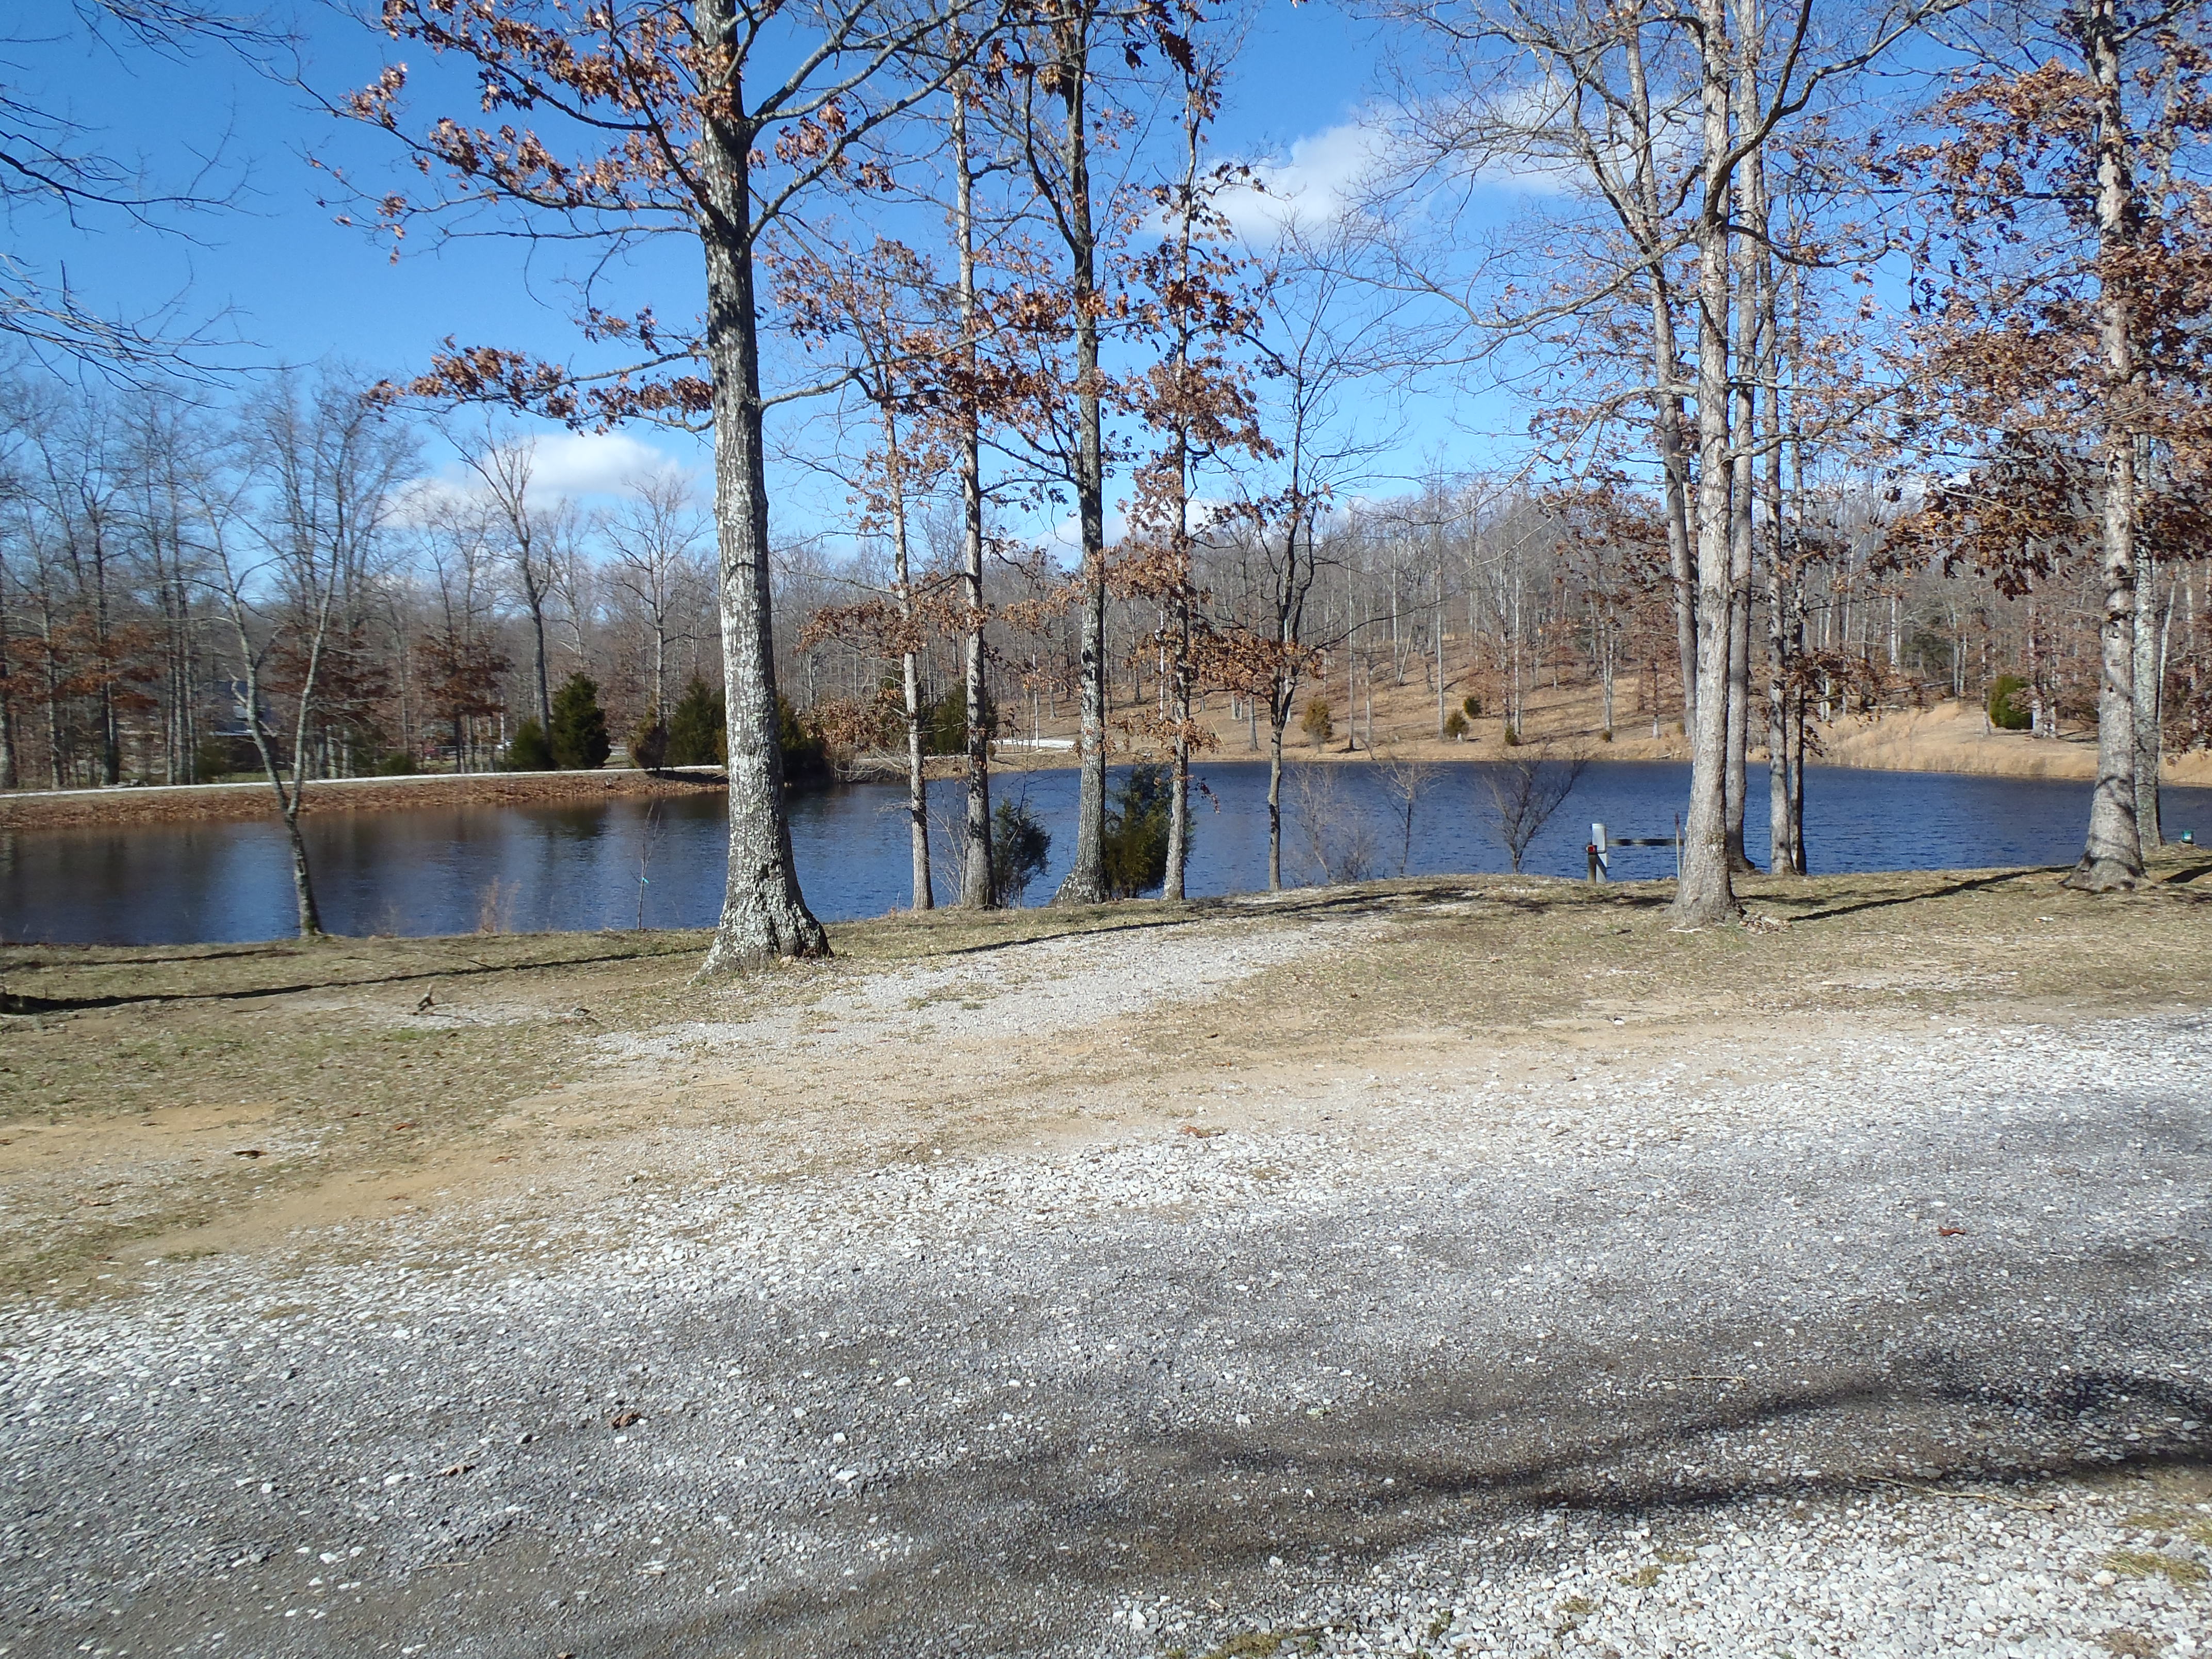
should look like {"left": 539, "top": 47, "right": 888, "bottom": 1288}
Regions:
{"left": 1558, "top": 1595, "right": 1595, "bottom": 1615}
{"left": 2100, "top": 1630, "right": 2164, "bottom": 1657}
{"left": 1205, "top": 1633, "right": 1284, "bottom": 1658}
{"left": 1618, "top": 1564, "right": 1663, "bottom": 1588}
{"left": 2105, "top": 1549, "right": 2208, "bottom": 1586}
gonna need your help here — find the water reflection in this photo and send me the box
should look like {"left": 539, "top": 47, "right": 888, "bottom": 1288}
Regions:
{"left": 2, "top": 760, "right": 2204, "bottom": 946}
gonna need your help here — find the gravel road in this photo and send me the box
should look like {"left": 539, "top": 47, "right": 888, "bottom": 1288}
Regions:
{"left": 3, "top": 916, "right": 2208, "bottom": 1658}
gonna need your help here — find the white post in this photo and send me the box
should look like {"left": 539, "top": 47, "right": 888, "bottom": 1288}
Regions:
{"left": 1591, "top": 821, "right": 1609, "bottom": 881}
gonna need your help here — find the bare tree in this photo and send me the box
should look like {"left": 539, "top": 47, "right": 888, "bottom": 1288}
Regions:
{"left": 602, "top": 465, "right": 710, "bottom": 718}
{"left": 202, "top": 373, "right": 413, "bottom": 936}
{"left": 1290, "top": 760, "right": 1377, "bottom": 884}
{"left": 450, "top": 427, "right": 561, "bottom": 732}
{"left": 1373, "top": 746, "right": 1436, "bottom": 875}
{"left": 1218, "top": 219, "right": 1398, "bottom": 892}
{"left": 0, "top": 1, "right": 278, "bottom": 374}
{"left": 1483, "top": 746, "right": 1587, "bottom": 874}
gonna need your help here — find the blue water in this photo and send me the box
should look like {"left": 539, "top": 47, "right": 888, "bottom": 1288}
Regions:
{"left": 2, "top": 760, "right": 2205, "bottom": 945}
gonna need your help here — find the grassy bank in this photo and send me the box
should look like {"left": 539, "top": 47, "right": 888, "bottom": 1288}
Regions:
{"left": 2, "top": 851, "right": 2206, "bottom": 1297}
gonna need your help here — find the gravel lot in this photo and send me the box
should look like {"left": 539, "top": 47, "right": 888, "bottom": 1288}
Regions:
{"left": 2, "top": 902, "right": 2209, "bottom": 1658}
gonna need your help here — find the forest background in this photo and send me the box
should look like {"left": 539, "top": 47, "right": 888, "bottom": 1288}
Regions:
{"left": 6, "top": 0, "right": 2210, "bottom": 954}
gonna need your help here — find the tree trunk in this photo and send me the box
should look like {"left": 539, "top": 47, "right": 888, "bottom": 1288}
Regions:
{"left": 2066, "top": 0, "right": 2144, "bottom": 891}
{"left": 954, "top": 86, "right": 996, "bottom": 909}
{"left": 525, "top": 575, "right": 552, "bottom": 731}
{"left": 1268, "top": 713, "right": 1286, "bottom": 891}
{"left": 696, "top": 51, "right": 831, "bottom": 968}
{"left": 1723, "top": 0, "right": 1762, "bottom": 876}
{"left": 1165, "top": 585, "right": 1191, "bottom": 901}
{"left": 283, "top": 804, "right": 323, "bottom": 937}
{"left": 1625, "top": 12, "right": 1698, "bottom": 734}
{"left": 1051, "top": 10, "right": 1109, "bottom": 906}
{"left": 1673, "top": 0, "right": 1741, "bottom": 927}
{"left": 0, "top": 556, "right": 17, "bottom": 791}
{"left": 2133, "top": 539, "right": 2162, "bottom": 848}
{"left": 1787, "top": 675, "right": 1807, "bottom": 870}
{"left": 886, "top": 412, "right": 931, "bottom": 912}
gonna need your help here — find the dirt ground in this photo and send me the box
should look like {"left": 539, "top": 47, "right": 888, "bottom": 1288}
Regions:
{"left": 1068, "top": 678, "right": 2212, "bottom": 789}
{"left": 2, "top": 858, "right": 2209, "bottom": 1656}
{"left": 1, "top": 858, "right": 2205, "bottom": 1298}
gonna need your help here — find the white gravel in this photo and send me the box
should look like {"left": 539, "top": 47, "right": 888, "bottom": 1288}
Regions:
{"left": 0, "top": 941, "right": 2206, "bottom": 1656}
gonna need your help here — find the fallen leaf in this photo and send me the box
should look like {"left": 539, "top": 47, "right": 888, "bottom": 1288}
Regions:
{"left": 233, "top": 1149, "right": 265, "bottom": 1159}
{"left": 610, "top": 1409, "right": 643, "bottom": 1429}
{"left": 390, "top": 1122, "right": 417, "bottom": 1131}
{"left": 1178, "top": 1125, "right": 1225, "bottom": 1139}
{"left": 413, "top": 992, "right": 435, "bottom": 1014}
{"left": 1938, "top": 1226, "right": 1966, "bottom": 1238}
{"left": 438, "top": 1461, "right": 474, "bottom": 1477}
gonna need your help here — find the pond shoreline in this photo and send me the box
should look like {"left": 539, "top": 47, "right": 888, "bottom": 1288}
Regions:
{"left": 0, "top": 765, "right": 731, "bottom": 828}
{"left": 5, "top": 710, "right": 2210, "bottom": 831}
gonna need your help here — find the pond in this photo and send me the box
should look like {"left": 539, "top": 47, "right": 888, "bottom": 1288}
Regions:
{"left": 3, "top": 759, "right": 2205, "bottom": 946}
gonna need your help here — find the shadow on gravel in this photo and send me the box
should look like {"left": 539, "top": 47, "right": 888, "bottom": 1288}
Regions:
{"left": 636, "top": 1346, "right": 2212, "bottom": 1656}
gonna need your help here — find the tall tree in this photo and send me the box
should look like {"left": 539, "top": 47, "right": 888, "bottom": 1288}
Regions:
{"left": 1892, "top": 0, "right": 2212, "bottom": 886}
{"left": 780, "top": 236, "right": 951, "bottom": 912}
{"left": 601, "top": 464, "right": 709, "bottom": 716}
{"left": 1117, "top": 45, "right": 1267, "bottom": 900}
{"left": 350, "top": 0, "right": 1003, "bottom": 966}
{"left": 1014, "top": 0, "right": 1118, "bottom": 903}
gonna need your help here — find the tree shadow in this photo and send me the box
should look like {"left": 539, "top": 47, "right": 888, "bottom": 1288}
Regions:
{"left": 1779, "top": 867, "right": 2064, "bottom": 923}
{"left": 0, "top": 940, "right": 701, "bottom": 1013}
{"left": 621, "top": 1345, "right": 2212, "bottom": 1656}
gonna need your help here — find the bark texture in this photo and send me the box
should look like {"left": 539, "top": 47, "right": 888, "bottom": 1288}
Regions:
{"left": 1050, "top": 8, "right": 1109, "bottom": 905}
{"left": 2065, "top": 0, "right": 2144, "bottom": 892}
{"left": 696, "top": 40, "right": 829, "bottom": 968}
{"left": 1672, "top": 0, "right": 1741, "bottom": 928}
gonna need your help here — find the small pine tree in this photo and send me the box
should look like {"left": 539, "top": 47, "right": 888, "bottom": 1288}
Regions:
{"left": 1101, "top": 763, "right": 1185, "bottom": 898}
{"left": 1301, "top": 697, "right": 1333, "bottom": 750}
{"left": 548, "top": 674, "right": 611, "bottom": 770}
{"left": 665, "top": 678, "right": 726, "bottom": 767}
{"left": 629, "top": 708, "right": 670, "bottom": 771}
{"left": 1462, "top": 693, "right": 1484, "bottom": 719}
{"left": 1987, "top": 673, "right": 2032, "bottom": 731}
{"left": 989, "top": 793, "right": 1053, "bottom": 904}
{"left": 924, "top": 681, "right": 995, "bottom": 756}
{"left": 1444, "top": 709, "right": 1470, "bottom": 741}
{"left": 505, "top": 719, "right": 554, "bottom": 771}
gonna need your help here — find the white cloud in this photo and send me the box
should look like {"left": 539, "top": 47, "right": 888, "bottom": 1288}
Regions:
{"left": 1223, "top": 120, "right": 1394, "bottom": 242}
{"left": 526, "top": 431, "right": 690, "bottom": 498}
{"left": 399, "top": 430, "right": 700, "bottom": 523}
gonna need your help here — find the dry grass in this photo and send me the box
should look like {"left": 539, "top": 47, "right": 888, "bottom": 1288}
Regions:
{"left": 2, "top": 852, "right": 2207, "bottom": 1298}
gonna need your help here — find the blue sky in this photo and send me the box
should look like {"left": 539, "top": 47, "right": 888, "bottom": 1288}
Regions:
{"left": 8, "top": 0, "right": 1534, "bottom": 529}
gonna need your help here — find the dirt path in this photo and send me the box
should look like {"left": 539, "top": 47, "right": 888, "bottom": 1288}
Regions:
{"left": 2, "top": 867, "right": 2209, "bottom": 1656}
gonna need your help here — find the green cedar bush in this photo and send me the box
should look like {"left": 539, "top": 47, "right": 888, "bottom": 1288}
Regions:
{"left": 505, "top": 719, "right": 554, "bottom": 771}
{"left": 665, "top": 678, "right": 726, "bottom": 767}
{"left": 548, "top": 674, "right": 611, "bottom": 770}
